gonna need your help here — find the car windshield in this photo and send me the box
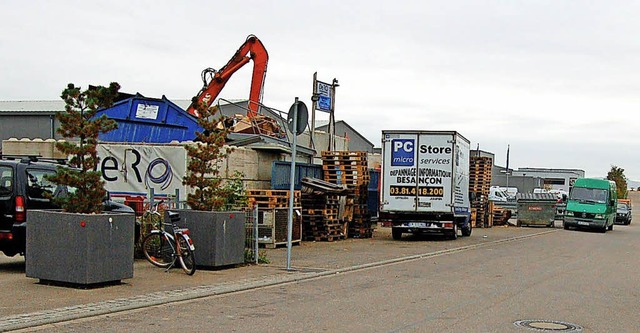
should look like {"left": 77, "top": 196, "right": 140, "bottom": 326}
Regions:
{"left": 617, "top": 203, "right": 629, "bottom": 211}
{"left": 570, "top": 187, "right": 608, "bottom": 204}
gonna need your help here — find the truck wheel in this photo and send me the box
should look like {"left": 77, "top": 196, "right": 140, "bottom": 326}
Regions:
{"left": 461, "top": 223, "right": 472, "bottom": 237}
{"left": 448, "top": 225, "right": 458, "bottom": 240}
{"left": 608, "top": 223, "right": 613, "bottom": 231}
{"left": 392, "top": 228, "right": 402, "bottom": 240}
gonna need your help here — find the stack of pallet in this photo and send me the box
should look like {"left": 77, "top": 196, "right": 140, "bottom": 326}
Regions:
{"left": 301, "top": 193, "right": 347, "bottom": 241}
{"left": 321, "top": 151, "right": 373, "bottom": 238}
{"left": 492, "top": 204, "right": 512, "bottom": 226}
{"left": 469, "top": 156, "right": 493, "bottom": 227}
{"left": 246, "top": 189, "right": 302, "bottom": 248}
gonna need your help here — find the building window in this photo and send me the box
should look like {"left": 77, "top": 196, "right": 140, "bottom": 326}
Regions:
{"left": 543, "top": 178, "right": 566, "bottom": 186}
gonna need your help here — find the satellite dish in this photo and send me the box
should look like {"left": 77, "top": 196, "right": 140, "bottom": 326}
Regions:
{"left": 287, "top": 101, "right": 308, "bottom": 135}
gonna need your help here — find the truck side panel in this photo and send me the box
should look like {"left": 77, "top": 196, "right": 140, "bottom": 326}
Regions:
{"left": 453, "top": 136, "right": 470, "bottom": 217}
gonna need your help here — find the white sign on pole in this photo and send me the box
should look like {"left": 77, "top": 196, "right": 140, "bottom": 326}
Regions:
{"left": 315, "top": 81, "right": 332, "bottom": 112}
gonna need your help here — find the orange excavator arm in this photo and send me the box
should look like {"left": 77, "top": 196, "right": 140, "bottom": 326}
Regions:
{"left": 187, "top": 35, "right": 268, "bottom": 118}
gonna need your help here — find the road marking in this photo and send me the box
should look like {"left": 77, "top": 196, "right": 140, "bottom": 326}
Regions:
{"left": 2, "top": 229, "right": 557, "bottom": 331}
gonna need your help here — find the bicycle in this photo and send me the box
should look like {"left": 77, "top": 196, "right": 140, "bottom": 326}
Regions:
{"left": 141, "top": 201, "right": 196, "bottom": 275}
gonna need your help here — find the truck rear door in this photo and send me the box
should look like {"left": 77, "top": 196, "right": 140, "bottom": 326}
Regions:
{"left": 415, "top": 133, "right": 453, "bottom": 213}
{"left": 381, "top": 132, "right": 418, "bottom": 212}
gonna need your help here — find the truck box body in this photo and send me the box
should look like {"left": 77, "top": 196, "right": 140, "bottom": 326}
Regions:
{"left": 380, "top": 130, "right": 471, "bottom": 240}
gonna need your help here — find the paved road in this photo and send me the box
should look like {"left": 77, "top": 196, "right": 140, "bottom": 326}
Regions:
{"left": 15, "top": 219, "right": 639, "bottom": 333}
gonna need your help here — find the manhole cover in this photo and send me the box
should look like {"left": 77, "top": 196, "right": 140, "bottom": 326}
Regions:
{"left": 514, "top": 320, "right": 583, "bottom": 332}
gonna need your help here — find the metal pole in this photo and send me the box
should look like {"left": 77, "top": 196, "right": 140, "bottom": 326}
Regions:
{"left": 254, "top": 204, "right": 259, "bottom": 265}
{"left": 286, "top": 98, "right": 299, "bottom": 271}
{"left": 149, "top": 187, "right": 155, "bottom": 206}
{"left": 310, "top": 72, "right": 317, "bottom": 151}
{"left": 330, "top": 78, "right": 338, "bottom": 150}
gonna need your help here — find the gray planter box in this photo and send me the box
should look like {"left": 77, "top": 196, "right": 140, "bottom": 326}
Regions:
{"left": 26, "top": 210, "right": 135, "bottom": 286}
{"left": 173, "top": 210, "right": 245, "bottom": 268}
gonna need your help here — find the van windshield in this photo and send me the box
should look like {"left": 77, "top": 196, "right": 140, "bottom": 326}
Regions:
{"left": 570, "top": 187, "right": 608, "bottom": 204}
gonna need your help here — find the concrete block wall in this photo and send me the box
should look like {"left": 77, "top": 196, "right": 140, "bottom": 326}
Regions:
{"left": 2, "top": 138, "right": 66, "bottom": 159}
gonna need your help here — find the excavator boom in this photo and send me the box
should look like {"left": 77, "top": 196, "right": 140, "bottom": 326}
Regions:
{"left": 187, "top": 35, "right": 268, "bottom": 118}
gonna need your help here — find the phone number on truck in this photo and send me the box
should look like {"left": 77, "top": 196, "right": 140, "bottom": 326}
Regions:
{"left": 389, "top": 186, "right": 444, "bottom": 197}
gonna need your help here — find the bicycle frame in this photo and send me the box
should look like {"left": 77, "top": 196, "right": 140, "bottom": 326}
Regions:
{"left": 141, "top": 204, "right": 196, "bottom": 275}
{"left": 147, "top": 227, "right": 195, "bottom": 272}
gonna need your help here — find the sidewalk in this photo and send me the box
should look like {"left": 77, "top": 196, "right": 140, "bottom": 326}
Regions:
{"left": 0, "top": 224, "right": 556, "bottom": 331}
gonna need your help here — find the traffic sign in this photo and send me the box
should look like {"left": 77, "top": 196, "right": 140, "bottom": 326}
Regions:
{"left": 287, "top": 101, "right": 308, "bottom": 135}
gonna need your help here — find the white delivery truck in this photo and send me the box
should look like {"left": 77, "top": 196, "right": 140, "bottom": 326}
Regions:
{"left": 379, "top": 130, "right": 472, "bottom": 240}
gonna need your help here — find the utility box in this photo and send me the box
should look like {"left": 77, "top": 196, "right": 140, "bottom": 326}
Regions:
{"left": 516, "top": 193, "right": 557, "bottom": 227}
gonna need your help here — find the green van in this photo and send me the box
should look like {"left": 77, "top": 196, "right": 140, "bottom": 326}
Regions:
{"left": 563, "top": 178, "right": 617, "bottom": 232}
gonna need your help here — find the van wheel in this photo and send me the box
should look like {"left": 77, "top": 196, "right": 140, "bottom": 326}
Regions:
{"left": 392, "top": 228, "right": 402, "bottom": 240}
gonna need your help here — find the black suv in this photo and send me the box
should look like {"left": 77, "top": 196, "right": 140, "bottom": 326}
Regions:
{"left": 0, "top": 155, "right": 134, "bottom": 257}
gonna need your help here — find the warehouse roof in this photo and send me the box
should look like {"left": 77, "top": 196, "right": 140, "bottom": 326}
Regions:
{"left": 0, "top": 101, "right": 65, "bottom": 114}
{"left": 0, "top": 98, "right": 245, "bottom": 115}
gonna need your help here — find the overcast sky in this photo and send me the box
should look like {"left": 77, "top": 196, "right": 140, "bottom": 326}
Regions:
{"left": 1, "top": 1, "right": 639, "bottom": 180}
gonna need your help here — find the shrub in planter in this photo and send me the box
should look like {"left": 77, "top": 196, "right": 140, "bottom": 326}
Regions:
{"left": 25, "top": 83, "right": 135, "bottom": 287}
{"left": 179, "top": 101, "right": 246, "bottom": 268}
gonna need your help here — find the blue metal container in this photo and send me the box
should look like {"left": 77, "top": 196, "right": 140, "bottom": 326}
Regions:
{"left": 97, "top": 95, "right": 201, "bottom": 143}
{"left": 368, "top": 169, "right": 380, "bottom": 217}
{"left": 271, "top": 161, "right": 323, "bottom": 190}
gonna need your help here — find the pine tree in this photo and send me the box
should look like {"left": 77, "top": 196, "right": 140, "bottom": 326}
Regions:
{"left": 47, "top": 83, "right": 119, "bottom": 213}
{"left": 182, "top": 100, "right": 233, "bottom": 211}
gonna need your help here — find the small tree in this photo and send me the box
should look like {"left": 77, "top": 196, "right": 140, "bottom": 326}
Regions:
{"left": 47, "top": 83, "right": 119, "bottom": 214}
{"left": 182, "top": 100, "right": 234, "bottom": 211}
{"left": 607, "top": 165, "right": 628, "bottom": 199}
{"left": 220, "top": 171, "right": 248, "bottom": 209}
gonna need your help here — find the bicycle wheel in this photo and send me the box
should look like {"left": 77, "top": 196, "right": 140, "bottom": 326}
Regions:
{"left": 142, "top": 232, "right": 173, "bottom": 268}
{"left": 177, "top": 235, "right": 196, "bottom": 275}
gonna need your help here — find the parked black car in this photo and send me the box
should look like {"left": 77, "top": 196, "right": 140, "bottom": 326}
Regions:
{"left": 616, "top": 202, "right": 632, "bottom": 225}
{"left": 0, "top": 155, "right": 134, "bottom": 257}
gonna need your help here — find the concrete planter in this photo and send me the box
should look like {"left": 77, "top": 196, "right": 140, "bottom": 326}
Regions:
{"left": 174, "top": 210, "right": 245, "bottom": 268}
{"left": 26, "top": 210, "right": 135, "bottom": 286}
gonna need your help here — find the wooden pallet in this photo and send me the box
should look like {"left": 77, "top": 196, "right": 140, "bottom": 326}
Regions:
{"left": 306, "top": 234, "right": 347, "bottom": 242}
{"left": 301, "top": 192, "right": 349, "bottom": 241}
{"left": 247, "top": 189, "right": 301, "bottom": 208}
{"left": 321, "top": 151, "right": 367, "bottom": 159}
{"left": 492, "top": 207, "right": 511, "bottom": 226}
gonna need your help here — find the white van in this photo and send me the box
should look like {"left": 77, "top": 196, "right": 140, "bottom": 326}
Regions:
{"left": 489, "top": 187, "right": 510, "bottom": 202}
